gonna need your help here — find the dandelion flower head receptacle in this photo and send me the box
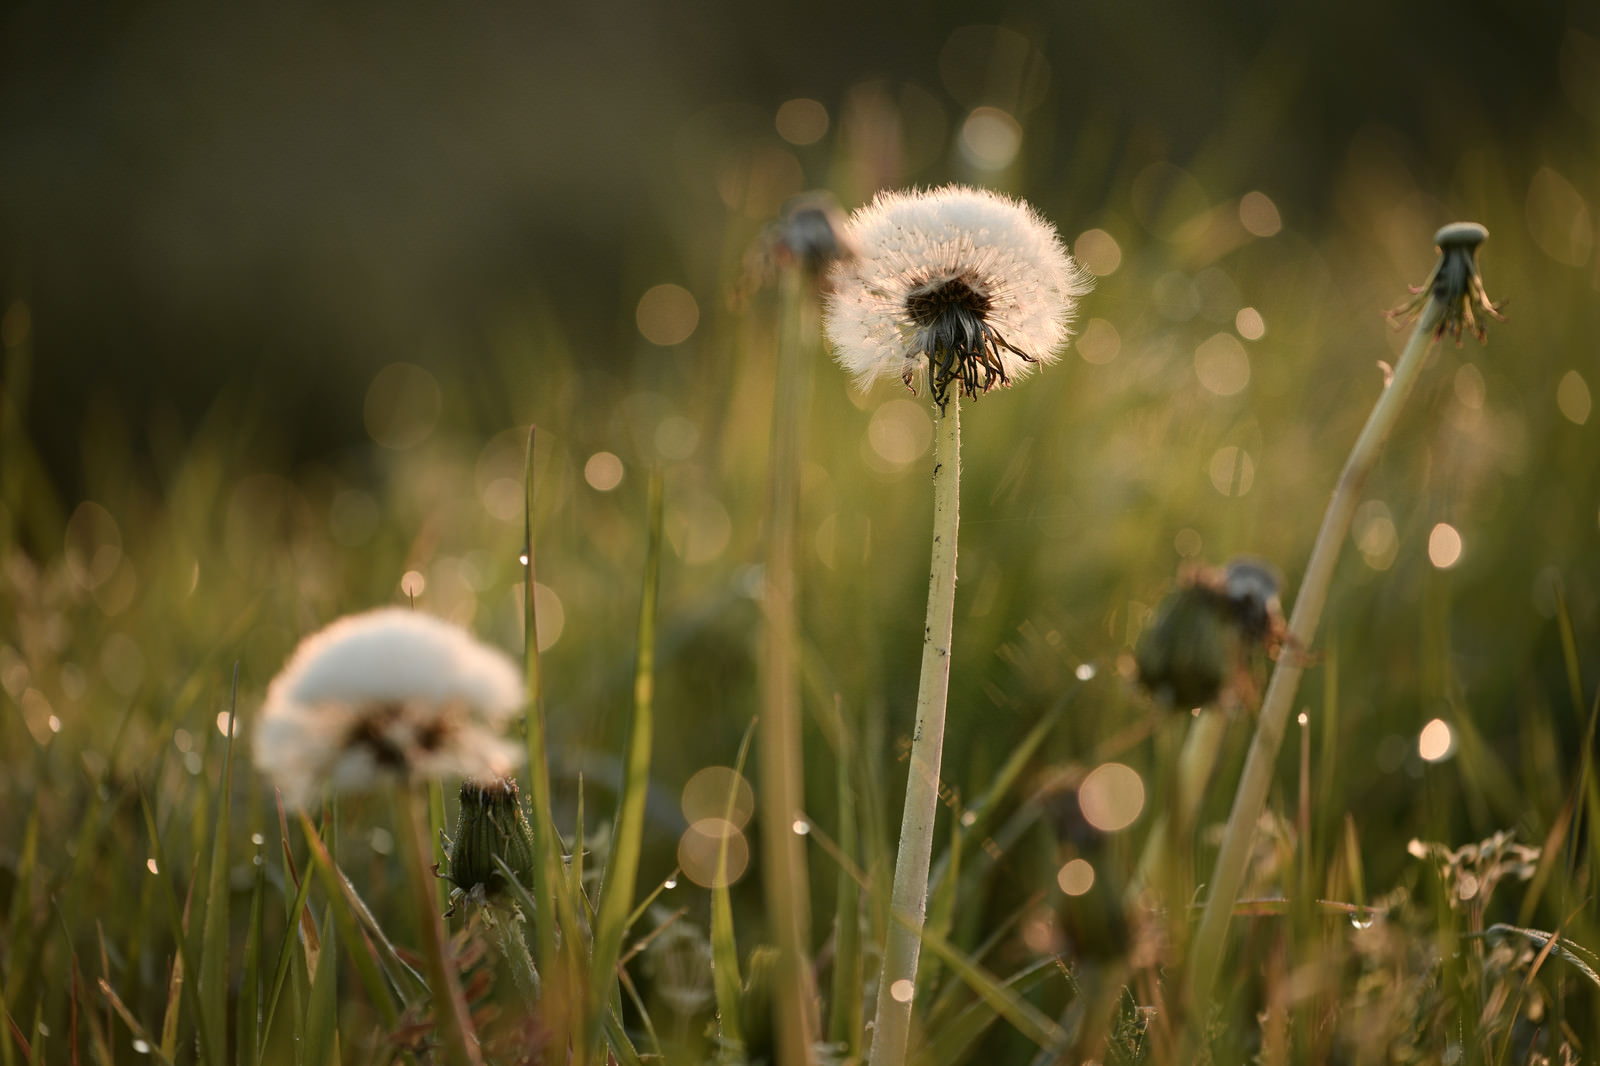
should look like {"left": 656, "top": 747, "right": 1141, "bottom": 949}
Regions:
{"left": 824, "top": 185, "right": 1092, "bottom": 409}
{"left": 254, "top": 607, "right": 525, "bottom": 808}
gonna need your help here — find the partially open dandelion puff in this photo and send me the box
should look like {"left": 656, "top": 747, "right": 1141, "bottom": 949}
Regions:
{"left": 1387, "top": 221, "right": 1504, "bottom": 346}
{"left": 825, "top": 184, "right": 1092, "bottom": 409}
{"left": 254, "top": 608, "right": 525, "bottom": 808}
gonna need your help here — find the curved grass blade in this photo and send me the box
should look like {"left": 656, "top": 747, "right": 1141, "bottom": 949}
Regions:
{"left": 711, "top": 720, "right": 759, "bottom": 1056}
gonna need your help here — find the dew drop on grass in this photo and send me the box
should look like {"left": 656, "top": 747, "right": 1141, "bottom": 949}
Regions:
{"left": 1349, "top": 912, "right": 1374, "bottom": 930}
{"left": 250, "top": 832, "right": 265, "bottom": 846}
{"left": 792, "top": 818, "right": 810, "bottom": 835}
{"left": 519, "top": 553, "right": 530, "bottom": 566}
{"left": 132, "top": 1038, "right": 151, "bottom": 1054}
{"left": 1075, "top": 663, "right": 1096, "bottom": 681}
{"left": 146, "top": 858, "right": 159, "bottom": 875}
{"left": 959, "top": 811, "right": 977, "bottom": 827}
{"left": 664, "top": 876, "right": 678, "bottom": 890}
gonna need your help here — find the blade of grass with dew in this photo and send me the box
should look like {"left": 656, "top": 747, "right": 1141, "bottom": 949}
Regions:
{"left": 259, "top": 805, "right": 320, "bottom": 1052}
{"left": 587, "top": 465, "right": 662, "bottom": 1065}
{"left": 97, "top": 981, "right": 174, "bottom": 1066}
{"left": 711, "top": 720, "right": 758, "bottom": 1055}
{"left": 197, "top": 667, "right": 238, "bottom": 1063}
{"left": 910, "top": 920, "right": 1067, "bottom": 1055}
{"left": 1188, "top": 293, "right": 1449, "bottom": 1014}
{"left": 925, "top": 958, "right": 1062, "bottom": 1066}
{"left": 137, "top": 791, "right": 215, "bottom": 1066}
{"left": 520, "top": 426, "right": 564, "bottom": 1006}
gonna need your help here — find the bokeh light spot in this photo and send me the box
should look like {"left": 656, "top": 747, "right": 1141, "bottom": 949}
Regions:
{"left": 890, "top": 979, "right": 915, "bottom": 1004}
{"left": 1074, "top": 229, "right": 1122, "bottom": 276}
{"left": 1174, "top": 527, "right": 1203, "bottom": 557}
{"left": 775, "top": 97, "right": 830, "bottom": 145}
{"left": 1194, "top": 333, "right": 1252, "bottom": 396}
{"left": 1557, "top": 370, "right": 1591, "bottom": 425}
{"left": 1418, "top": 718, "right": 1455, "bottom": 762}
{"left": 665, "top": 492, "right": 732, "bottom": 564}
{"left": 1454, "top": 364, "right": 1486, "bottom": 410}
{"left": 1208, "top": 446, "right": 1255, "bottom": 497}
{"left": 1428, "top": 523, "right": 1463, "bottom": 569}
{"left": 1078, "top": 762, "right": 1145, "bottom": 832}
{"left": 1076, "top": 318, "right": 1120, "bottom": 364}
{"left": 364, "top": 363, "right": 442, "bottom": 450}
{"left": 585, "top": 451, "right": 625, "bottom": 491}
{"left": 400, "top": 570, "right": 426, "bottom": 598}
{"left": 64, "top": 501, "right": 123, "bottom": 591}
{"left": 1239, "top": 191, "right": 1283, "bottom": 237}
{"left": 1056, "top": 858, "right": 1095, "bottom": 896}
{"left": 1526, "top": 166, "right": 1593, "bottom": 267}
{"left": 1235, "top": 307, "right": 1266, "bottom": 340}
{"left": 959, "top": 107, "right": 1022, "bottom": 170}
{"left": 677, "top": 818, "right": 749, "bottom": 888}
{"left": 681, "top": 766, "right": 755, "bottom": 829}
{"left": 636, "top": 284, "right": 700, "bottom": 346}
{"left": 655, "top": 415, "right": 700, "bottom": 459}
{"left": 1354, "top": 500, "right": 1398, "bottom": 571}
{"left": 864, "top": 399, "right": 933, "bottom": 471}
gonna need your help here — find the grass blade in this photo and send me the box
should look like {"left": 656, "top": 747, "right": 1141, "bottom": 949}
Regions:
{"left": 197, "top": 666, "right": 238, "bottom": 1063}
{"left": 588, "top": 465, "right": 663, "bottom": 1063}
{"left": 711, "top": 720, "right": 758, "bottom": 1055}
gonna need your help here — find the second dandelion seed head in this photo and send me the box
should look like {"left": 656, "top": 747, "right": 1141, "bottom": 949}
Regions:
{"left": 824, "top": 184, "right": 1093, "bottom": 410}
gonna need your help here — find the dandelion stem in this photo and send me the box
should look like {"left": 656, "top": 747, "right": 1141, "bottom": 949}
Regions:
{"left": 868, "top": 394, "right": 961, "bottom": 1066}
{"left": 759, "top": 264, "right": 820, "bottom": 1066}
{"left": 1187, "top": 296, "right": 1446, "bottom": 1015}
{"left": 395, "top": 786, "right": 483, "bottom": 1066}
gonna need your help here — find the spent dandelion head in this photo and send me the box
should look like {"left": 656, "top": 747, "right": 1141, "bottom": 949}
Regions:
{"left": 735, "top": 191, "right": 857, "bottom": 306}
{"left": 254, "top": 607, "right": 525, "bottom": 808}
{"left": 1387, "top": 221, "right": 1504, "bottom": 346}
{"left": 824, "top": 184, "right": 1092, "bottom": 410}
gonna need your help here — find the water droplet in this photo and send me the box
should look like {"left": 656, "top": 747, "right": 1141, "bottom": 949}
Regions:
{"left": 792, "top": 818, "right": 811, "bottom": 836}
{"left": 1349, "top": 911, "right": 1375, "bottom": 930}
{"left": 250, "top": 832, "right": 266, "bottom": 847}
{"left": 1074, "top": 663, "right": 1097, "bottom": 681}
{"left": 889, "top": 979, "right": 914, "bottom": 1003}
{"left": 959, "top": 811, "right": 977, "bottom": 827}
{"left": 664, "top": 876, "right": 678, "bottom": 889}
{"left": 132, "top": 1039, "right": 151, "bottom": 1054}
{"left": 146, "top": 858, "right": 159, "bottom": 875}
{"left": 1297, "top": 711, "right": 1309, "bottom": 726}
{"left": 519, "top": 553, "right": 530, "bottom": 566}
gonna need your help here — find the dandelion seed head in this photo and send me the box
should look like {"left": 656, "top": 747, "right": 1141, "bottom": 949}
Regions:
{"left": 254, "top": 607, "right": 524, "bottom": 808}
{"left": 824, "top": 185, "right": 1091, "bottom": 408}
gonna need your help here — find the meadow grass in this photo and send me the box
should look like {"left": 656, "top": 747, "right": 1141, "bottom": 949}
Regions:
{"left": 1, "top": 119, "right": 1598, "bottom": 1066}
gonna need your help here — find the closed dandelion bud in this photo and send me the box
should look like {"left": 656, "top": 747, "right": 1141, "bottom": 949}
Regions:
{"left": 1135, "top": 558, "right": 1285, "bottom": 710}
{"left": 447, "top": 776, "right": 537, "bottom": 896}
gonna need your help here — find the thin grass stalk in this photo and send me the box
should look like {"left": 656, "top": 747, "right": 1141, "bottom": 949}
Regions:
{"left": 828, "top": 703, "right": 864, "bottom": 1056}
{"left": 1187, "top": 297, "right": 1446, "bottom": 1013}
{"left": 759, "top": 262, "right": 820, "bottom": 1066}
{"left": 586, "top": 467, "right": 663, "bottom": 1063}
{"left": 394, "top": 789, "right": 483, "bottom": 1066}
{"left": 868, "top": 395, "right": 961, "bottom": 1066}
{"left": 519, "top": 426, "right": 567, "bottom": 1045}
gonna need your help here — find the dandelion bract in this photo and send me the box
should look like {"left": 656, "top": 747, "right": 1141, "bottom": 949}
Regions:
{"left": 825, "top": 184, "right": 1092, "bottom": 407}
{"left": 254, "top": 607, "right": 525, "bottom": 808}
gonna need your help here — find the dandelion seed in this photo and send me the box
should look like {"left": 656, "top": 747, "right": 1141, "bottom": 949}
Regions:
{"left": 253, "top": 608, "right": 524, "bottom": 809}
{"left": 825, "top": 185, "right": 1092, "bottom": 410}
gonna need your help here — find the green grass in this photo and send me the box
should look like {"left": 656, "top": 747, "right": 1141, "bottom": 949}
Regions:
{"left": 2, "top": 99, "right": 1598, "bottom": 1065}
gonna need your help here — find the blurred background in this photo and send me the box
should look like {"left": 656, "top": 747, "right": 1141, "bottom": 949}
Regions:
{"left": 2, "top": 0, "right": 1599, "bottom": 1051}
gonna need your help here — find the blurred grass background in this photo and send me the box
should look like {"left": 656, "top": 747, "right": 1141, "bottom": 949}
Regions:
{"left": 2, "top": 0, "right": 1599, "bottom": 1060}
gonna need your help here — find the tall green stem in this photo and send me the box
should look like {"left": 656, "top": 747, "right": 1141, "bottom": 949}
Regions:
{"left": 1187, "top": 298, "right": 1446, "bottom": 1013}
{"left": 759, "top": 266, "right": 820, "bottom": 1065}
{"left": 867, "top": 395, "right": 961, "bottom": 1066}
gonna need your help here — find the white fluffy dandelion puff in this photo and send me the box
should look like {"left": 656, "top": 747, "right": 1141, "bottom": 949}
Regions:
{"left": 254, "top": 607, "right": 525, "bottom": 809}
{"left": 824, "top": 184, "right": 1092, "bottom": 409}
